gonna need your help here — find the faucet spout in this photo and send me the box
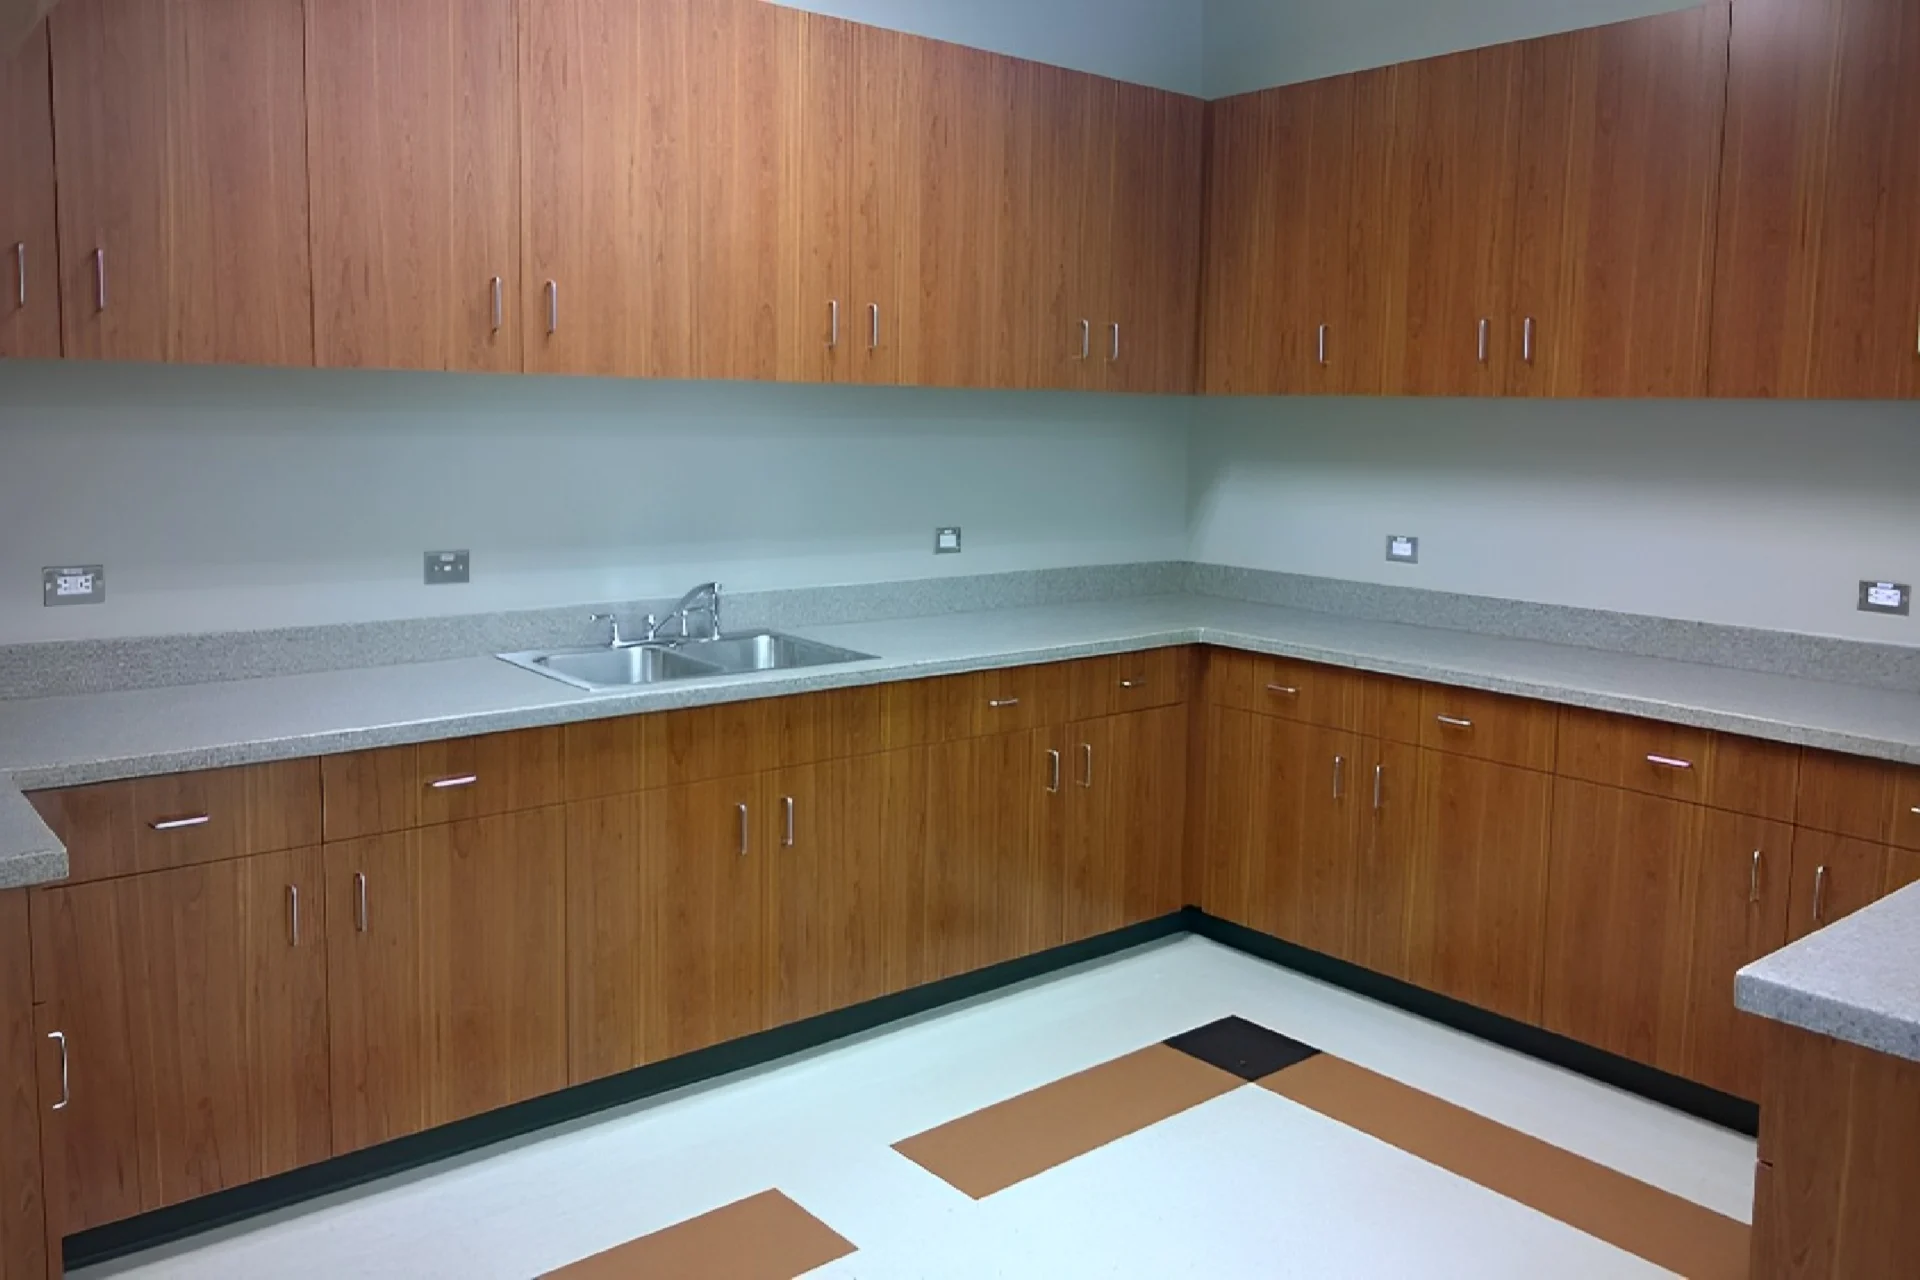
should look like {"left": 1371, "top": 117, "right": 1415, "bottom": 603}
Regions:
{"left": 646, "top": 582, "right": 723, "bottom": 642}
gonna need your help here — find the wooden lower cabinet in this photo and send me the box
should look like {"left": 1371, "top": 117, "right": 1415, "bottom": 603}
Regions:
{"left": 1198, "top": 706, "right": 1260, "bottom": 927}
{"left": 1681, "top": 811, "right": 1794, "bottom": 1100}
{"left": 1408, "top": 752, "right": 1554, "bottom": 1024}
{"left": 325, "top": 810, "right": 567, "bottom": 1153}
{"left": 1059, "top": 705, "right": 1188, "bottom": 944}
{"left": 30, "top": 850, "right": 330, "bottom": 1239}
{"left": 1250, "top": 719, "right": 1367, "bottom": 960}
{"left": 1352, "top": 740, "right": 1420, "bottom": 980}
{"left": 1785, "top": 829, "right": 1920, "bottom": 943}
{"left": 924, "top": 729, "right": 1053, "bottom": 980}
{"left": 1, "top": 892, "right": 49, "bottom": 1280}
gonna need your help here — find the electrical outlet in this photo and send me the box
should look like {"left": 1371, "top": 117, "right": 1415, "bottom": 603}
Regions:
{"left": 1386, "top": 536, "right": 1419, "bottom": 565}
{"left": 425, "top": 550, "right": 470, "bottom": 586}
{"left": 1859, "top": 581, "right": 1911, "bottom": 616}
{"left": 935, "top": 527, "right": 963, "bottom": 555}
{"left": 43, "top": 565, "right": 105, "bottom": 607}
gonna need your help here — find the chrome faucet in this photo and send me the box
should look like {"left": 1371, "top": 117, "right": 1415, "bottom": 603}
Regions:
{"left": 646, "top": 582, "right": 723, "bottom": 642}
{"left": 588, "top": 612, "right": 631, "bottom": 648}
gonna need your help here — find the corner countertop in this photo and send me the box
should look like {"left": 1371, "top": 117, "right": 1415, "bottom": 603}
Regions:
{"left": 4, "top": 593, "right": 1919, "bottom": 892}
{"left": 1737, "top": 882, "right": 1920, "bottom": 1064}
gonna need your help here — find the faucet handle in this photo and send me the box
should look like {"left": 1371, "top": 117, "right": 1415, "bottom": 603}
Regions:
{"left": 589, "top": 613, "right": 622, "bottom": 646}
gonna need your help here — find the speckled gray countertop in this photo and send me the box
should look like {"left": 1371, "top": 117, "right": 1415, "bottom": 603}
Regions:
{"left": 4, "top": 593, "right": 1919, "bottom": 891}
{"left": 1737, "top": 883, "right": 1920, "bottom": 1063}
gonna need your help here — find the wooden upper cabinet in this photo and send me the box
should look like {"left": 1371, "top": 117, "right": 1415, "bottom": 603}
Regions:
{"left": 1104, "top": 82, "right": 1204, "bottom": 394}
{"left": 305, "top": 0, "right": 521, "bottom": 373}
{"left": 1198, "top": 90, "right": 1275, "bottom": 395}
{"left": 1712, "top": 0, "right": 1920, "bottom": 398}
{"left": 1507, "top": 4, "right": 1731, "bottom": 397}
{"left": 892, "top": 36, "right": 1018, "bottom": 390}
{"left": 1382, "top": 43, "right": 1522, "bottom": 396}
{"left": 49, "top": 0, "right": 314, "bottom": 366}
{"left": 1683, "top": 809, "right": 1792, "bottom": 1101}
{"left": 1, "top": 21, "right": 60, "bottom": 360}
{"left": 1019, "top": 61, "right": 1112, "bottom": 391}
{"left": 0, "top": 891, "right": 48, "bottom": 1280}
{"left": 845, "top": 21, "right": 911, "bottom": 386}
{"left": 520, "top": 0, "right": 694, "bottom": 378}
{"left": 774, "top": 8, "right": 855, "bottom": 385}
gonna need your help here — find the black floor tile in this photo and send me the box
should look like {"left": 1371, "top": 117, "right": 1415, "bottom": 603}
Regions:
{"left": 1164, "top": 1016, "right": 1320, "bottom": 1082}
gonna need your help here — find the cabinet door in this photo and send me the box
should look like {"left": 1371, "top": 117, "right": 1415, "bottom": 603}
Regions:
{"left": 1, "top": 21, "right": 60, "bottom": 360}
{"left": 1507, "top": 5, "right": 1730, "bottom": 397}
{"left": 1020, "top": 63, "right": 1112, "bottom": 391}
{"left": 1382, "top": 43, "right": 1522, "bottom": 395}
{"left": 1, "top": 891, "right": 47, "bottom": 1280}
{"left": 892, "top": 37, "right": 1018, "bottom": 389}
{"left": 1354, "top": 739, "right": 1421, "bottom": 981}
{"left": 1064, "top": 705, "right": 1189, "bottom": 939}
{"left": 1711, "top": 0, "right": 1920, "bottom": 398}
{"left": 1408, "top": 752, "right": 1553, "bottom": 1022}
{"left": 1542, "top": 780, "right": 1702, "bottom": 1071}
{"left": 521, "top": 0, "right": 694, "bottom": 377}
{"left": 847, "top": 22, "right": 910, "bottom": 386}
{"left": 50, "top": 0, "right": 313, "bottom": 365}
{"left": 925, "top": 729, "right": 1048, "bottom": 979}
{"left": 564, "top": 793, "right": 648, "bottom": 1086}
{"left": 33, "top": 851, "right": 328, "bottom": 1231}
{"left": 1785, "top": 829, "right": 1920, "bottom": 942}
{"left": 1252, "top": 720, "right": 1366, "bottom": 961}
{"left": 1103, "top": 83, "right": 1204, "bottom": 394}
{"left": 767, "top": 761, "right": 844, "bottom": 1026}
{"left": 776, "top": 8, "right": 854, "bottom": 385}
{"left": 1682, "top": 812, "right": 1793, "bottom": 1100}
{"left": 1197, "top": 90, "right": 1276, "bottom": 395}
{"left": 1198, "top": 706, "right": 1260, "bottom": 927}
{"left": 305, "top": 0, "right": 521, "bottom": 372}
{"left": 646, "top": 776, "right": 767, "bottom": 1061}
{"left": 327, "top": 812, "right": 566, "bottom": 1152}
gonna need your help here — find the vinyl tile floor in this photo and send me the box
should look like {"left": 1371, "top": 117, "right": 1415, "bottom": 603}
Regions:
{"left": 75, "top": 937, "right": 1758, "bottom": 1279}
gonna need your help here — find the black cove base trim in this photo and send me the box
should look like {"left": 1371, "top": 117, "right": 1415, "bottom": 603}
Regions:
{"left": 65, "top": 907, "right": 1758, "bottom": 1271}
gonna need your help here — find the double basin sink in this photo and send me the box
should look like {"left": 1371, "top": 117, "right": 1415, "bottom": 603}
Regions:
{"left": 500, "top": 631, "right": 878, "bottom": 694}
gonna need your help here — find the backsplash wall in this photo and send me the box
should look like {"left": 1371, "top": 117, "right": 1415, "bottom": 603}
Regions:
{"left": 1189, "top": 397, "right": 1920, "bottom": 648}
{"left": 0, "top": 363, "right": 1190, "bottom": 644}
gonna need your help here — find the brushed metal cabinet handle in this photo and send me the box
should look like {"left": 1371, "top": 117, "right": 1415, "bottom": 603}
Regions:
{"left": 1476, "top": 317, "right": 1489, "bottom": 364}
{"left": 1267, "top": 684, "right": 1300, "bottom": 697}
{"left": 1118, "top": 679, "right": 1144, "bottom": 690}
{"left": 355, "top": 872, "right": 369, "bottom": 933}
{"left": 1079, "top": 743, "right": 1093, "bottom": 789}
{"left": 429, "top": 775, "right": 479, "bottom": 790}
{"left": 1435, "top": 715, "right": 1474, "bottom": 730}
{"left": 1076, "top": 318, "right": 1091, "bottom": 361}
{"left": 988, "top": 698, "right": 1021, "bottom": 709}
{"left": 1047, "top": 749, "right": 1061, "bottom": 794}
{"left": 1522, "top": 315, "right": 1536, "bottom": 365}
{"left": 1317, "top": 323, "right": 1328, "bottom": 366}
{"left": 828, "top": 299, "right": 839, "bottom": 350}
{"left": 149, "top": 814, "right": 211, "bottom": 831}
{"left": 545, "top": 280, "right": 558, "bottom": 335}
{"left": 738, "top": 803, "right": 750, "bottom": 857}
{"left": 289, "top": 884, "right": 301, "bottom": 947}
{"left": 490, "top": 275, "right": 503, "bottom": 332}
{"left": 1812, "top": 864, "right": 1828, "bottom": 923}
{"left": 1333, "top": 754, "right": 1345, "bottom": 801}
{"left": 1750, "top": 850, "right": 1762, "bottom": 905}
{"left": 1646, "top": 754, "right": 1694, "bottom": 771}
{"left": 1373, "top": 763, "right": 1384, "bottom": 811}
{"left": 12, "top": 242, "right": 23, "bottom": 308}
{"left": 48, "top": 1032, "right": 68, "bottom": 1111}
{"left": 783, "top": 796, "right": 796, "bottom": 848}
{"left": 93, "top": 248, "right": 106, "bottom": 312}
{"left": 1910, "top": 806, "right": 1920, "bottom": 816}
{"left": 1109, "top": 321, "right": 1121, "bottom": 363}
{"left": 868, "top": 303, "right": 881, "bottom": 351}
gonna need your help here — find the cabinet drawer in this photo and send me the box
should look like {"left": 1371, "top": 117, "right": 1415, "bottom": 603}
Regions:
{"left": 28, "top": 760, "right": 321, "bottom": 884}
{"left": 1555, "top": 710, "right": 1798, "bottom": 820}
{"left": 323, "top": 727, "right": 563, "bottom": 840}
{"left": 1413, "top": 685, "right": 1558, "bottom": 771}
{"left": 1798, "top": 751, "right": 1920, "bottom": 850}
{"left": 1070, "top": 648, "right": 1191, "bottom": 720}
{"left": 1210, "top": 650, "right": 1371, "bottom": 732}
{"left": 967, "top": 663, "right": 1073, "bottom": 736}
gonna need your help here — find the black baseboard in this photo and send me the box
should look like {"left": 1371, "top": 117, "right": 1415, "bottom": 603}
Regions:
{"left": 67, "top": 905, "right": 1755, "bottom": 1269}
{"left": 64, "top": 910, "right": 1191, "bottom": 1272}
{"left": 1185, "top": 910, "right": 1761, "bottom": 1137}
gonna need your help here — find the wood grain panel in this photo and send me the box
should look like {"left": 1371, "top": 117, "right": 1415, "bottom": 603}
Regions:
{"left": 1796, "top": 750, "right": 1920, "bottom": 848}
{"left": 644, "top": 776, "right": 767, "bottom": 1062}
{"left": 0, "top": 891, "right": 48, "bottom": 1280}
{"left": 1209, "top": 650, "right": 1374, "bottom": 733}
{"left": 306, "top": 0, "right": 520, "bottom": 372}
{"left": 876, "top": 745, "right": 933, "bottom": 995}
{"left": 1104, "top": 83, "right": 1204, "bottom": 394}
{"left": 847, "top": 21, "right": 909, "bottom": 386}
{"left": 1197, "top": 90, "right": 1276, "bottom": 394}
{"left": 1784, "top": 828, "right": 1915, "bottom": 942}
{"left": 1416, "top": 685, "right": 1557, "bottom": 771}
{"left": 1711, "top": 0, "right": 1920, "bottom": 398}
{"left": 1067, "top": 648, "right": 1190, "bottom": 722}
{"left": 1197, "top": 706, "right": 1258, "bottom": 927}
{"left": 1508, "top": 4, "right": 1730, "bottom": 397}
{"left": 1556, "top": 709, "right": 1801, "bottom": 817}
{"left": 416, "top": 728, "right": 565, "bottom": 826}
{"left": 564, "top": 794, "right": 647, "bottom": 1085}
{"left": 520, "top": 0, "right": 694, "bottom": 377}
{"left": 1017, "top": 60, "right": 1108, "bottom": 391}
{"left": 1407, "top": 751, "right": 1553, "bottom": 1022}
{"left": 0, "top": 21, "right": 59, "bottom": 360}
{"left": 30, "top": 760, "right": 321, "bottom": 884}
{"left": 1382, "top": 43, "right": 1522, "bottom": 396}
{"left": 1250, "top": 719, "right": 1365, "bottom": 961}
{"left": 1541, "top": 780, "right": 1701, "bottom": 1071}
{"left": 775, "top": 8, "right": 853, "bottom": 384}
{"left": 324, "top": 832, "right": 427, "bottom": 1152}
{"left": 968, "top": 663, "right": 1073, "bottom": 737}
{"left": 50, "top": 0, "right": 313, "bottom": 365}
{"left": 1353, "top": 739, "right": 1420, "bottom": 981}
{"left": 1683, "top": 811, "right": 1793, "bottom": 1101}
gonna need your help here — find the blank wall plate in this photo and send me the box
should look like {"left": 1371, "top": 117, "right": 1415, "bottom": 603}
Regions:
{"left": 425, "top": 550, "right": 470, "bottom": 586}
{"left": 1860, "top": 581, "right": 1911, "bottom": 616}
{"left": 1386, "top": 536, "right": 1419, "bottom": 565}
{"left": 43, "top": 565, "right": 105, "bottom": 606}
{"left": 935, "top": 527, "right": 963, "bottom": 555}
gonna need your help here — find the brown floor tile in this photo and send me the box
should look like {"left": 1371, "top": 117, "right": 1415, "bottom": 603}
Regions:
{"left": 542, "top": 1188, "right": 854, "bottom": 1279}
{"left": 894, "top": 1042, "right": 1242, "bottom": 1199}
{"left": 1262, "top": 1054, "right": 1751, "bottom": 1280}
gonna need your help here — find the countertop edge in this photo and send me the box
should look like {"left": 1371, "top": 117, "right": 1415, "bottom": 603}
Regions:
{"left": 1735, "top": 883, "right": 1920, "bottom": 1066}
{"left": 0, "top": 778, "right": 66, "bottom": 890}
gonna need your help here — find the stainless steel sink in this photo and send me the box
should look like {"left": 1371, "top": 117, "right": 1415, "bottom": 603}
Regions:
{"left": 500, "top": 631, "right": 876, "bottom": 693}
